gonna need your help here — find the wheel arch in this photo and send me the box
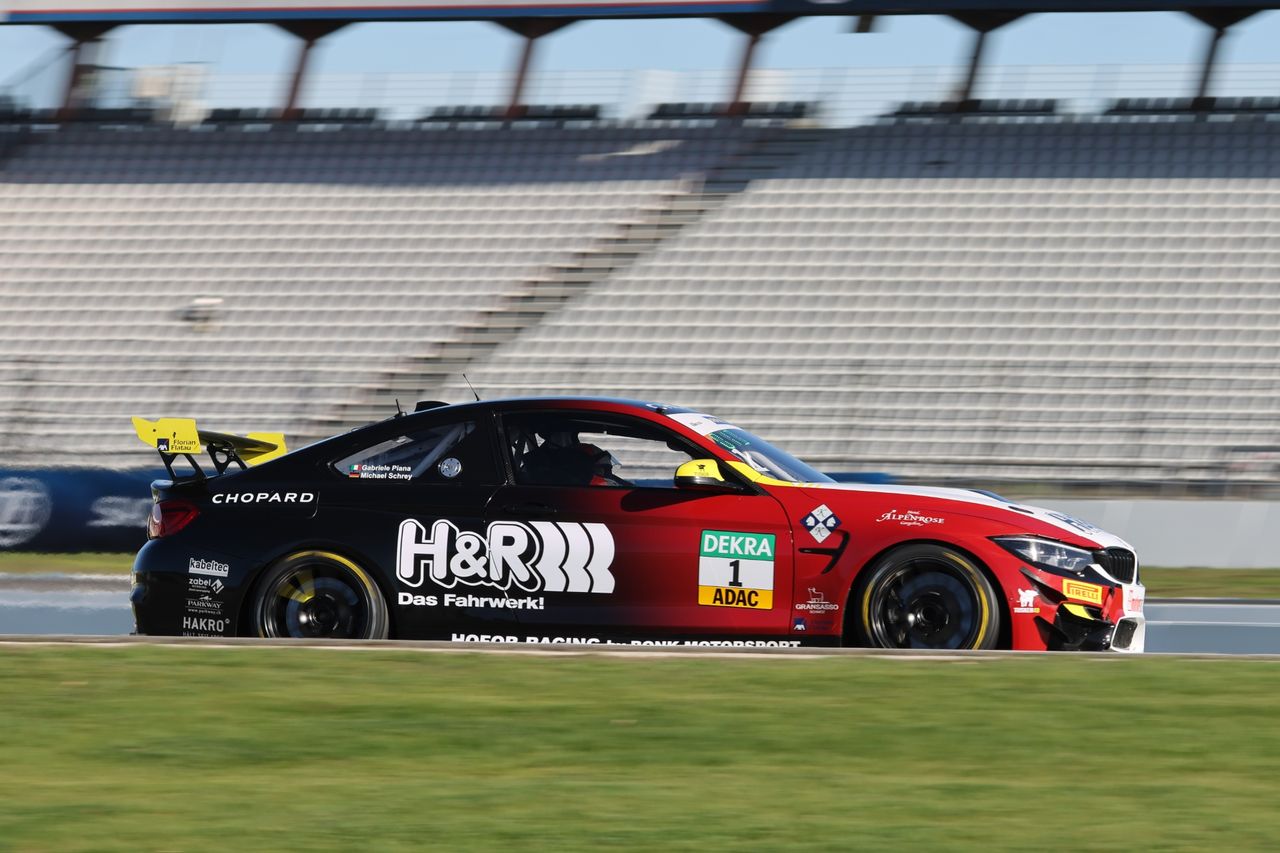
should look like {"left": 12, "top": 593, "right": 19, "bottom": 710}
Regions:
{"left": 236, "top": 543, "right": 399, "bottom": 639}
{"left": 841, "top": 538, "right": 1012, "bottom": 650}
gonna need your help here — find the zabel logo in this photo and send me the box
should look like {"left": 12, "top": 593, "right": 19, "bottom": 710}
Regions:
{"left": 396, "top": 519, "right": 615, "bottom": 594}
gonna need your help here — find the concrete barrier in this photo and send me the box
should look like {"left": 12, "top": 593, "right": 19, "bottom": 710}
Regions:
{"left": 1046, "top": 500, "right": 1280, "bottom": 569}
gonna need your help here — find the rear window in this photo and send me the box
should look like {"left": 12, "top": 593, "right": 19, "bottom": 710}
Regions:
{"left": 333, "top": 420, "right": 498, "bottom": 485}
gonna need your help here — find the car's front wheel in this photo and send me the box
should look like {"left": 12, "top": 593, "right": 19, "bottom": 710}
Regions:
{"left": 850, "top": 544, "right": 999, "bottom": 650}
{"left": 251, "top": 551, "right": 390, "bottom": 640}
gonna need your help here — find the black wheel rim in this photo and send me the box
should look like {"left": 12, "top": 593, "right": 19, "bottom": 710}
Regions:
{"left": 867, "top": 557, "right": 985, "bottom": 650}
{"left": 259, "top": 561, "right": 373, "bottom": 639}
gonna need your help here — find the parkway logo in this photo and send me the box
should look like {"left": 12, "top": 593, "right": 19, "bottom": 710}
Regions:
{"left": 396, "top": 519, "right": 616, "bottom": 594}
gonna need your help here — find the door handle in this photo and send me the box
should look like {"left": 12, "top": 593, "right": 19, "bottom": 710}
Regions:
{"left": 501, "top": 502, "right": 558, "bottom": 517}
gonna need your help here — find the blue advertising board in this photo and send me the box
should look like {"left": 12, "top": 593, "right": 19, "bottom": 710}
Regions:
{"left": 0, "top": 469, "right": 161, "bottom": 553}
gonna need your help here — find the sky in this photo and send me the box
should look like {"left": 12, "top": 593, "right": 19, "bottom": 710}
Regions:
{"left": 1, "top": 11, "right": 1279, "bottom": 80}
{"left": 1, "top": 11, "right": 1279, "bottom": 110}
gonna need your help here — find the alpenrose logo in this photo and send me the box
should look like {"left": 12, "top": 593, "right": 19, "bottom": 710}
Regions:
{"left": 396, "top": 519, "right": 615, "bottom": 594}
{"left": 876, "top": 509, "right": 945, "bottom": 527}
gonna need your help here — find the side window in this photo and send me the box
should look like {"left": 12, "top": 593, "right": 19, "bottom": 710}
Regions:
{"left": 334, "top": 420, "right": 499, "bottom": 485}
{"left": 504, "top": 412, "right": 699, "bottom": 488}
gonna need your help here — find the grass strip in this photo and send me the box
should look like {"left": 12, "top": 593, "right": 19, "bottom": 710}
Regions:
{"left": 0, "top": 553, "right": 135, "bottom": 576}
{"left": 0, "top": 646, "right": 1278, "bottom": 851}
{"left": 1139, "top": 568, "right": 1280, "bottom": 599}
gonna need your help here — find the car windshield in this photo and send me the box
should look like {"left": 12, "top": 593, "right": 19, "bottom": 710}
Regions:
{"left": 665, "top": 411, "right": 832, "bottom": 484}
{"left": 707, "top": 428, "right": 833, "bottom": 484}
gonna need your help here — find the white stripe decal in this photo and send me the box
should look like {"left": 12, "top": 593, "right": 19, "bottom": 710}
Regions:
{"left": 530, "top": 521, "right": 568, "bottom": 593}
{"left": 583, "top": 523, "right": 616, "bottom": 594}
{"left": 801, "top": 483, "right": 1133, "bottom": 551}
{"left": 559, "top": 523, "right": 594, "bottom": 593}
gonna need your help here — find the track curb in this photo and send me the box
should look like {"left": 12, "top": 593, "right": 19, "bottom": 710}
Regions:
{"left": 2, "top": 634, "right": 1280, "bottom": 660}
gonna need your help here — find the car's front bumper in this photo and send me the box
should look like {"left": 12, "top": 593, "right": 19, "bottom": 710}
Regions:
{"left": 1019, "top": 564, "right": 1146, "bottom": 652}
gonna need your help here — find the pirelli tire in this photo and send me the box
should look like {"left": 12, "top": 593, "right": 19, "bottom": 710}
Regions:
{"left": 850, "top": 544, "right": 1000, "bottom": 651}
{"left": 250, "top": 551, "right": 390, "bottom": 640}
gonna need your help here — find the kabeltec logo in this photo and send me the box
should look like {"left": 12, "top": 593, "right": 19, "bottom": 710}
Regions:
{"left": 189, "top": 557, "right": 230, "bottom": 577}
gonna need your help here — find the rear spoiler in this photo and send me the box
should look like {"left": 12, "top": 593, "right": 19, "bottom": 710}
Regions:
{"left": 132, "top": 416, "right": 287, "bottom": 480}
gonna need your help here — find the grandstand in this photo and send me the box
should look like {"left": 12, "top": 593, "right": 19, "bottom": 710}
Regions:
{"left": 3, "top": 0, "right": 1280, "bottom": 490}
{"left": 2, "top": 111, "right": 1279, "bottom": 490}
{"left": 449, "top": 118, "right": 1280, "bottom": 486}
{"left": 0, "top": 123, "right": 768, "bottom": 463}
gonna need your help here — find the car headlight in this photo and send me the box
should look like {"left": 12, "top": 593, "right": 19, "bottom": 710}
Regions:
{"left": 993, "top": 536, "right": 1095, "bottom": 576}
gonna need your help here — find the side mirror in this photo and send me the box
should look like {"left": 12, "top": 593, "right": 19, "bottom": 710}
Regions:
{"left": 675, "top": 459, "right": 734, "bottom": 491}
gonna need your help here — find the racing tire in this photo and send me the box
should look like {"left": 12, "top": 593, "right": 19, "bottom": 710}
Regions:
{"left": 251, "top": 551, "right": 390, "bottom": 640}
{"left": 850, "top": 544, "right": 999, "bottom": 650}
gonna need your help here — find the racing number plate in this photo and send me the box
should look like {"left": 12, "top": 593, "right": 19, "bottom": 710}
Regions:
{"left": 697, "top": 530, "right": 775, "bottom": 610}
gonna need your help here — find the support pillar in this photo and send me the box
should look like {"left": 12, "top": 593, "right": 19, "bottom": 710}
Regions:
{"left": 498, "top": 19, "right": 573, "bottom": 120}
{"left": 949, "top": 12, "right": 1022, "bottom": 110}
{"left": 956, "top": 28, "right": 989, "bottom": 107}
{"left": 277, "top": 22, "right": 347, "bottom": 121}
{"left": 1188, "top": 9, "right": 1256, "bottom": 109}
{"left": 727, "top": 31, "right": 763, "bottom": 115}
{"left": 54, "top": 23, "right": 115, "bottom": 122}
{"left": 1193, "top": 26, "right": 1226, "bottom": 107}
{"left": 719, "top": 14, "right": 793, "bottom": 118}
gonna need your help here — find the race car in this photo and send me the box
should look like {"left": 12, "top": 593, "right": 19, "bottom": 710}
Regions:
{"left": 130, "top": 397, "right": 1145, "bottom": 651}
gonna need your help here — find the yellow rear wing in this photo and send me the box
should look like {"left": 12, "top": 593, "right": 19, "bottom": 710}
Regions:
{"left": 133, "top": 416, "right": 287, "bottom": 478}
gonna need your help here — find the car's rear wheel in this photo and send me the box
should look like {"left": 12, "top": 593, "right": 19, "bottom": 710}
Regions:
{"left": 251, "top": 551, "right": 389, "bottom": 640}
{"left": 851, "top": 544, "right": 999, "bottom": 650}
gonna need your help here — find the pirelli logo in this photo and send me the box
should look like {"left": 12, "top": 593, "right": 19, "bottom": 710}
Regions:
{"left": 1063, "top": 579, "right": 1104, "bottom": 605}
{"left": 697, "top": 530, "right": 775, "bottom": 610}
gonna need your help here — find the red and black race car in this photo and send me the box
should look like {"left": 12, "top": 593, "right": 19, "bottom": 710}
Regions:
{"left": 130, "top": 397, "right": 1145, "bottom": 651}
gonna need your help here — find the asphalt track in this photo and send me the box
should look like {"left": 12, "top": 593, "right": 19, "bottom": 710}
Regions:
{"left": 3, "top": 573, "right": 1280, "bottom": 654}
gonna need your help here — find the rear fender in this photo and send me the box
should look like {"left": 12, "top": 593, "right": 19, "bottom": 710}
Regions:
{"left": 236, "top": 540, "right": 398, "bottom": 638}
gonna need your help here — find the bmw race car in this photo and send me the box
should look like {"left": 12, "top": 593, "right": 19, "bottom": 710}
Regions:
{"left": 130, "top": 397, "right": 1145, "bottom": 652}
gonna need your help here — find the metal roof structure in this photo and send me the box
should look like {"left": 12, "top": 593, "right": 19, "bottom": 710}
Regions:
{"left": 2, "top": 0, "right": 1268, "bottom": 128}
{"left": 0, "top": 0, "right": 1274, "bottom": 25}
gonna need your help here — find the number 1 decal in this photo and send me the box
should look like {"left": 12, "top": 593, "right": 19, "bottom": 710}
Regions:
{"left": 698, "top": 531, "right": 776, "bottom": 610}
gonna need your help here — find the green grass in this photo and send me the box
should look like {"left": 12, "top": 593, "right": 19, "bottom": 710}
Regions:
{"left": 0, "top": 553, "right": 135, "bottom": 575}
{"left": 0, "top": 647, "right": 1278, "bottom": 851}
{"left": 1140, "top": 567, "right": 1280, "bottom": 599}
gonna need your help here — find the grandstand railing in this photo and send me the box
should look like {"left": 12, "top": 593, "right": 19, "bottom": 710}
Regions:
{"left": 8, "top": 62, "right": 1280, "bottom": 128}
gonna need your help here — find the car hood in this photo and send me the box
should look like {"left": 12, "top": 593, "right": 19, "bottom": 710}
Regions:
{"left": 796, "top": 482, "right": 1134, "bottom": 551}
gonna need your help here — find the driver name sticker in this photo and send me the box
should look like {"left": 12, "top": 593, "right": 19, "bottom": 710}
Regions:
{"left": 157, "top": 436, "right": 200, "bottom": 454}
{"left": 349, "top": 463, "right": 412, "bottom": 481}
{"left": 697, "top": 530, "right": 774, "bottom": 610}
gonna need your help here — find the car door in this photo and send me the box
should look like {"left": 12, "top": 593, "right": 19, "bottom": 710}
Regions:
{"left": 488, "top": 408, "right": 794, "bottom": 642}
{"left": 314, "top": 412, "right": 514, "bottom": 640}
